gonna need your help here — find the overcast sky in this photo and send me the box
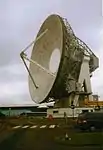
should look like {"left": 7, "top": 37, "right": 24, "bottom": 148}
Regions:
{"left": 0, "top": 0, "right": 102, "bottom": 106}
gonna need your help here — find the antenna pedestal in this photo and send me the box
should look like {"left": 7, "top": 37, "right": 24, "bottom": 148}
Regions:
{"left": 54, "top": 54, "right": 93, "bottom": 108}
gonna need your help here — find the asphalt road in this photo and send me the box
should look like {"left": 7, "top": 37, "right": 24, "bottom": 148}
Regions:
{"left": 0, "top": 118, "right": 103, "bottom": 150}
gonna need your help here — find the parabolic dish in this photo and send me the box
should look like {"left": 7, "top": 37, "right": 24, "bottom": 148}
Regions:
{"left": 29, "top": 14, "right": 85, "bottom": 103}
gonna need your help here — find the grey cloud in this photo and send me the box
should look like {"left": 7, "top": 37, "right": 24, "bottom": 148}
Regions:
{"left": 0, "top": 0, "right": 101, "bottom": 66}
{"left": 0, "top": 64, "right": 27, "bottom": 83}
{"left": 0, "top": 93, "right": 34, "bottom": 106}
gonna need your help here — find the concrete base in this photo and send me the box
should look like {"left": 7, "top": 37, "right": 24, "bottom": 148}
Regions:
{"left": 47, "top": 107, "right": 94, "bottom": 118}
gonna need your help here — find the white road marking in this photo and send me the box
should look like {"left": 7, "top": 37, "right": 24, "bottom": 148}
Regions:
{"left": 13, "top": 124, "right": 58, "bottom": 129}
{"left": 40, "top": 125, "right": 46, "bottom": 128}
{"left": 22, "top": 125, "right": 29, "bottom": 129}
{"left": 30, "top": 125, "right": 37, "bottom": 129}
{"left": 13, "top": 125, "right": 21, "bottom": 129}
{"left": 49, "top": 125, "right": 56, "bottom": 128}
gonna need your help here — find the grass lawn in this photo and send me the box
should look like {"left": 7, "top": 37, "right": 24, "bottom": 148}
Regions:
{"left": 55, "top": 132, "right": 103, "bottom": 146}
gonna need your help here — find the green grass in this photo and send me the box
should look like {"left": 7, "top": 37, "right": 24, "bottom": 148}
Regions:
{"left": 55, "top": 132, "right": 103, "bottom": 146}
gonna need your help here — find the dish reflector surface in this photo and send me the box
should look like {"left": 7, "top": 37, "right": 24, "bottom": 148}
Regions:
{"left": 29, "top": 15, "right": 63, "bottom": 103}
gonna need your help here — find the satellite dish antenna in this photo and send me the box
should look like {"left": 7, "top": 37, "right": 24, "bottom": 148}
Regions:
{"left": 20, "top": 14, "right": 99, "bottom": 106}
